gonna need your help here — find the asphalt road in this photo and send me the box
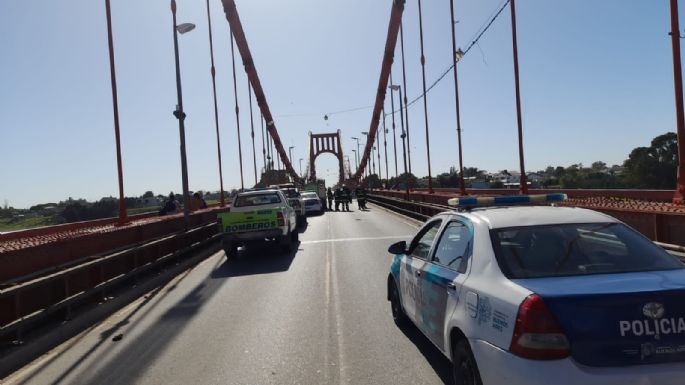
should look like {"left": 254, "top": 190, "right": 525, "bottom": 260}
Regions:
{"left": 5, "top": 204, "right": 453, "bottom": 385}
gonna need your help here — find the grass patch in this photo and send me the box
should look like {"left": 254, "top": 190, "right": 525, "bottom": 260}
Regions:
{"left": 0, "top": 216, "right": 57, "bottom": 232}
{"left": 126, "top": 206, "right": 161, "bottom": 216}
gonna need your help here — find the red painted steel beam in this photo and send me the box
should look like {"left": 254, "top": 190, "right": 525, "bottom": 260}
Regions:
{"left": 220, "top": 0, "right": 300, "bottom": 183}
{"left": 354, "top": 0, "right": 406, "bottom": 181}
{"left": 669, "top": 0, "right": 685, "bottom": 204}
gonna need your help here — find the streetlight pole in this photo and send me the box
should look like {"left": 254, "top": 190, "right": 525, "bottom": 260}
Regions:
{"left": 105, "top": 0, "right": 127, "bottom": 225}
{"left": 390, "top": 85, "right": 408, "bottom": 177}
{"left": 450, "top": 0, "right": 466, "bottom": 196}
{"left": 351, "top": 136, "right": 361, "bottom": 174}
{"left": 299, "top": 158, "right": 303, "bottom": 175}
{"left": 289, "top": 146, "right": 295, "bottom": 167}
{"left": 352, "top": 149, "right": 359, "bottom": 171}
{"left": 669, "top": 0, "right": 685, "bottom": 204}
{"left": 391, "top": 85, "right": 409, "bottom": 197}
{"left": 382, "top": 108, "right": 389, "bottom": 183}
{"left": 376, "top": 127, "right": 382, "bottom": 182}
{"left": 362, "top": 131, "right": 370, "bottom": 178}
{"left": 510, "top": 0, "right": 528, "bottom": 194}
{"left": 260, "top": 113, "right": 267, "bottom": 173}
{"left": 170, "top": 0, "right": 194, "bottom": 227}
{"left": 389, "top": 73, "right": 399, "bottom": 178}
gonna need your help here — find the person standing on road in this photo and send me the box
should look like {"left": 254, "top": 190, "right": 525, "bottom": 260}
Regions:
{"left": 341, "top": 186, "right": 350, "bottom": 212}
{"left": 357, "top": 188, "right": 367, "bottom": 210}
{"left": 327, "top": 188, "right": 334, "bottom": 211}
{"left": 334, "top": 187, "right": 342, "bottom": 211}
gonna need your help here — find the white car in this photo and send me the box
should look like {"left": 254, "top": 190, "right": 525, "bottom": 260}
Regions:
{"left": 386, "top": 194, "right": 685, "bottom": 385}
{"left": 301, "top": 191, "right": 323, "bottom": 214}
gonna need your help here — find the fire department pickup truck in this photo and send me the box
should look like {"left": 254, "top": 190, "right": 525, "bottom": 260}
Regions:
{"left": 218, "top": 189, "right": 298, "bottom": 257}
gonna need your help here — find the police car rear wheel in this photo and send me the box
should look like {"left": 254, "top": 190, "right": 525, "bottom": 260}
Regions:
{"left": 390, "top": 281, "right": 408, "bottom": 327}
{"left": 452, "top": 340, "right": 482, "bottom": 385}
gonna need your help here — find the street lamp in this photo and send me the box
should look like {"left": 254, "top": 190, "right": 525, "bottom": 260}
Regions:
{"left": 170, "top": 0, "right": 195, "bottom": 227}
{"left": 289, "top": 146, "right": 295, "bottom": 165}
{"left": 299, "top": 158, "right": 303, "bottom": 175}
{"left": 390, "top": 84, "right": 409, "bottom": 197}
{"left": 388, "top": 73, "right": 399, "bottom": 178}
{"left": 351, "top": 136, "right": 361, "bottom": 174}
{"left": 351, "top": 149, "right": 358, "bottom": 172}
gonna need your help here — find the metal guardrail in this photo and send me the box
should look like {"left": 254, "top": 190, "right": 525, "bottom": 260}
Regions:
{"left": 368, "top": 194, "right": 685, "bottom": 263}
{"left": 0, "top": 222, "right": 219, "bottom": 341}
{"left": 367, "top": 194, "right": 449, "bottom": 221}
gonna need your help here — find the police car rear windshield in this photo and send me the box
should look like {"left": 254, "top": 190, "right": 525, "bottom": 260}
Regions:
{"left": 490, "top": 222, "right": 684, "bottom": 278}
{"left": 233, "top": 193, "right": 282, "bottom": 207}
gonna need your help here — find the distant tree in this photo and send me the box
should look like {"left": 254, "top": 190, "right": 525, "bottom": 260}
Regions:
{"left": 554, "top": 166, "right": 566, "bottom": 179}
{"left": 623, "top": 132, "right": 677, "bottom": 189}
{"left": 59, "top": 199, "right": 118, "bottom": 223}
{"left": 436, "top": 172, "right": 459, "bottom": 188}
{"left": 142, "top": 191, "right": 155, "bottom": 198}
{"left": 591, "top": 161, "right": 607, "bottom": 171}
{"left": 362, "top": 174, "right": 382, "bottom": 189}
{"left": 388, "top": 172, "right": 418, "bottom": 190}
{"left": 463, "top": 167, "right": 483, "bottom": 178}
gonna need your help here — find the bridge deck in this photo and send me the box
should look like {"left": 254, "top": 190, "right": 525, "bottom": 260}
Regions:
{"left": 3, "top": 205, "right": 457, "bottom": 385}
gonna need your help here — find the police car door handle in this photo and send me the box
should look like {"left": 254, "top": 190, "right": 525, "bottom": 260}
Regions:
{"left": 446, "top": 282, "right": 457, "bottom": 290}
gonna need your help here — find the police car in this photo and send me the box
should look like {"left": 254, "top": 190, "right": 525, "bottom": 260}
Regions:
{"left": 386, "top": 194, "right": 685, "bottom": 385}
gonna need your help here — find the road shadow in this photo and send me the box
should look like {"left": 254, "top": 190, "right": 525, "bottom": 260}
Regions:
{"left": 59, "top": 255, "right": 232, "bottom": 385}
{"left": 298, "top": 221, "right": 309, "bottom": 233}
{"left": 398, "top": 322, "right": 453, "bottom": 385}
{"left": 210, "top": 242, "right": 298, "bottom": 279}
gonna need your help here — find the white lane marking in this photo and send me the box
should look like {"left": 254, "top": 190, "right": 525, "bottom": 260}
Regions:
{"left": 330, "top": 230, "right": 349, "bottom": 385}
{"left": 301, "top": 235, "right": 411, "bottom": 245}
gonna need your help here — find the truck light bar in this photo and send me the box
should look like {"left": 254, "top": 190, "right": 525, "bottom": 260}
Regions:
{"left": 447, "top": 193, "right": 568, "bottom": 208}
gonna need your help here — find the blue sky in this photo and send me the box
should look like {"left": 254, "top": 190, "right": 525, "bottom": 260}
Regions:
{"left": 0, "top": 0, "right": 681, "bottom": 208}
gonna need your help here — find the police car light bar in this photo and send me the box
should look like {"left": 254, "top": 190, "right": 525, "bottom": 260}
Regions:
{"left": 447, "top": 193, "right": 568, "bottom": 208}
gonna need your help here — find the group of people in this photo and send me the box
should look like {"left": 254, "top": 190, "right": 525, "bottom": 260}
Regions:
{"left": 325, "top": 186, "right": 369, "bottom": 212}
{"left": 159, "top": 191, "right": 207, "bottom": 216}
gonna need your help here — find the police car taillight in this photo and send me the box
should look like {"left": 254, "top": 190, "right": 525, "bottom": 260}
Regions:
{"left": 276, "top": 211, "right": 285, "bottom": 226}
{"left": 510, "top": 294, "right": 570, "bottom": 360}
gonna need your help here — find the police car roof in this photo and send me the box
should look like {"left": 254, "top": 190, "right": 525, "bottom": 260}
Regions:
{"left": 457, "top": 206, "right": 618, "bottom": 229}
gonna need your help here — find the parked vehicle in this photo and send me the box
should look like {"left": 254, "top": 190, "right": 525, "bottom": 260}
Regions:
{"left": 387, "top": 194, "right": 685, "bottom": 385}
{"left": 218, "top": 189, "right": 298, "bottom": 257}
{"left": 301, "top": 191, "right": 323, "bottom": 214}
{"left": 269, "top": 184, "right": 306, "bottom": 228}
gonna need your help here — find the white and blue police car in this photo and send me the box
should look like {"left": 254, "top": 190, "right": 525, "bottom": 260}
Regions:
{"left": 386, "top": 194, "right": 685, "bottom": 385}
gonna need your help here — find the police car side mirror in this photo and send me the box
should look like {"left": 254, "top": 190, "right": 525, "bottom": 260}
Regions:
{"left": 388, "top": 241, "right": 408, "bottom": 255}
